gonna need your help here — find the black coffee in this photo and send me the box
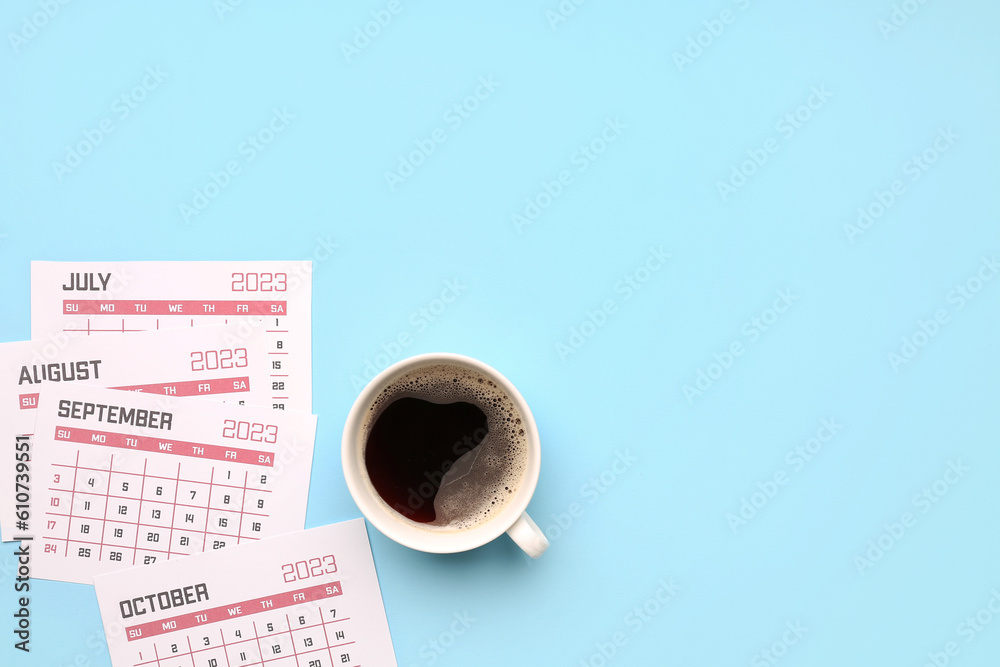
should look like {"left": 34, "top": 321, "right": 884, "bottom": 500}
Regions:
{"left": 365, "top": 397, "right": 488, "bottom": 523}
{"left": 361, "top": 364, "right": 527, "bottom": 529}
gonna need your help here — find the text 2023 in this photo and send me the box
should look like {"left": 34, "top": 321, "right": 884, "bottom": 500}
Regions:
{"left": 231, "top": 272, "right": 287, "bottom": 292}
{"left": 222, "top": 420, "right": 278, "bottom": 444}
{"left": 281, "top": 554, "right": 337, "bottom": 583}
{"left": 190, "top": 348, "right": 248, "bottom": 371}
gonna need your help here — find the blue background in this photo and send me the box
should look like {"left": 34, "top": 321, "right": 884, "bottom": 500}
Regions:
{"left": 2, "top": 1, "right": 999, "bottom": 665}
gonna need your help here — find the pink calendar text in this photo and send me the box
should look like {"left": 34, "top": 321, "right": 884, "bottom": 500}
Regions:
{"left": 280, "top": 555, "right": 337, "bottom": 583}
{"left": 54, "top": 427, "right": 274, "bottom": 465}
{"left": 190, "top": 348, "right": 248, "bottom": 372}
{"left": 231, "top": 272, "right": 287, "bottom": 292}
{"left": 222, "top": 420, "right": 278, "bottom": 444}
{"left": 62, "top": 299, "right": 287, "bottom": 316}
{"left": 124, "top": 581, "right": 341, "bottom": 641}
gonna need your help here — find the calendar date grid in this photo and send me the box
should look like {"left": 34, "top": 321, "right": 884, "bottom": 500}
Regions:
{"left": 138, "top": 616, "right": 357, "bottom": 667}
{"left": 43, "top": 453, "right": 272, "bottom": 565}
{"left": 127, "top": 583, "right": 357, "bottom": 667}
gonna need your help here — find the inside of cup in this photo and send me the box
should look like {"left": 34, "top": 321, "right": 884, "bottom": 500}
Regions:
{"left": 357, "top": 362, "right": 530, "bottom": 533}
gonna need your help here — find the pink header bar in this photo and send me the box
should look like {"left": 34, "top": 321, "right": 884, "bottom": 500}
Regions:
{"left": 125, "top": 581, "right": 342, "bottom": 641}
{"left": 110, "top": 376, "right": 251, "bottom": 397}
{"left": 62, "top": 300, "right": 287, "bottom": 316}
{"left": 19, "top": 378, "right": 250, "bottom": 411}
{"left": 18, "top": 393, "right": 39, "bottom": 410}
{"left": 54, "top": 427, "right": 274, "bottom": 467}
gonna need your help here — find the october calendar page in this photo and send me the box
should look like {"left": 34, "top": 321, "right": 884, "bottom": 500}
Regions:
{"left": 93, "top": 519, "right": 398, "bottom": 667}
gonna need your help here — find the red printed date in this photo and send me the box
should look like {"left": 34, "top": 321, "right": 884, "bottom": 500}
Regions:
{"left": 190, "top": 348, "right": 248, "bottom": 371}
{"left": 281, "top": 555, "right": 337, "bottom": 583}
{"left": 222, "top": 420, "right": 278, "bottom": 444}
{"left": 231, "top": 272, "right": 287, "bottom": 292}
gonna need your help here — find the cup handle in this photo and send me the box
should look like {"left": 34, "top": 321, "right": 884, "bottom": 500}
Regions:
{"left": 506, "top": 512, "right": 548, "bottom": 558}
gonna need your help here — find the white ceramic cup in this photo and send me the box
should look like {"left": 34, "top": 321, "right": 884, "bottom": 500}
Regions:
{"left": 342, "top": 353, "right": 548, "bottom": 558}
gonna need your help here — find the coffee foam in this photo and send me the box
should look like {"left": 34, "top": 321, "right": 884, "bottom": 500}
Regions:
{"left": 361, "top": 364, "right": 528, "bottom": 531}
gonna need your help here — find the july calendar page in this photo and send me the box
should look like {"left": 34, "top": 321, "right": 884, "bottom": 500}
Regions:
{"left": 0, "top": 324, "right": 271, "bottom": 542}
{"left": 29, "top": 383, "right": 317, "bottom": 584}
{"left": 31, "top": 261, "right": 312, "bottom": 412}
{"left": 94, "top": 519, "right": 398, "bottom": 667}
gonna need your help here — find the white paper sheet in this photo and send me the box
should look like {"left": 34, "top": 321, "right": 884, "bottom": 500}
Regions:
{"left": 94, "top": 519, "right": 398, "bottom": 667}
{"left": 29, "top": 383, "right": 317, "bottom": 584}
{"left": 30, "top": 261, "right": 312, "bottom": 413}
{"left": 1, "top": 324, "right": 271, "bottom": 542}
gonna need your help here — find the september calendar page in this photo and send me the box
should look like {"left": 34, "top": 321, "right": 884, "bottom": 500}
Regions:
{"left": 93, "top": 519, "right": 397, "bottom": 667}
{"left": 0, "top": 324, "right": 272, "bottom": 542}
{"left": 29, "top": 383, "right": 317, "bottom": 585}
{"left": 31, "top": 261, "right": 312, "bottom": 413}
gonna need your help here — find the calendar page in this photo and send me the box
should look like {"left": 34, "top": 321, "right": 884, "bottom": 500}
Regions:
{"left": 30, "top": 261, "right": 312, "bottom": 412}
{"left": 94, "top": 519, "right": 398, "bottom": 667}
{"left": 1, "top": 324, "right": 271, "bottom": 542}
{"left": 30, "top": 383, "right": 317, "bottom": 584}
